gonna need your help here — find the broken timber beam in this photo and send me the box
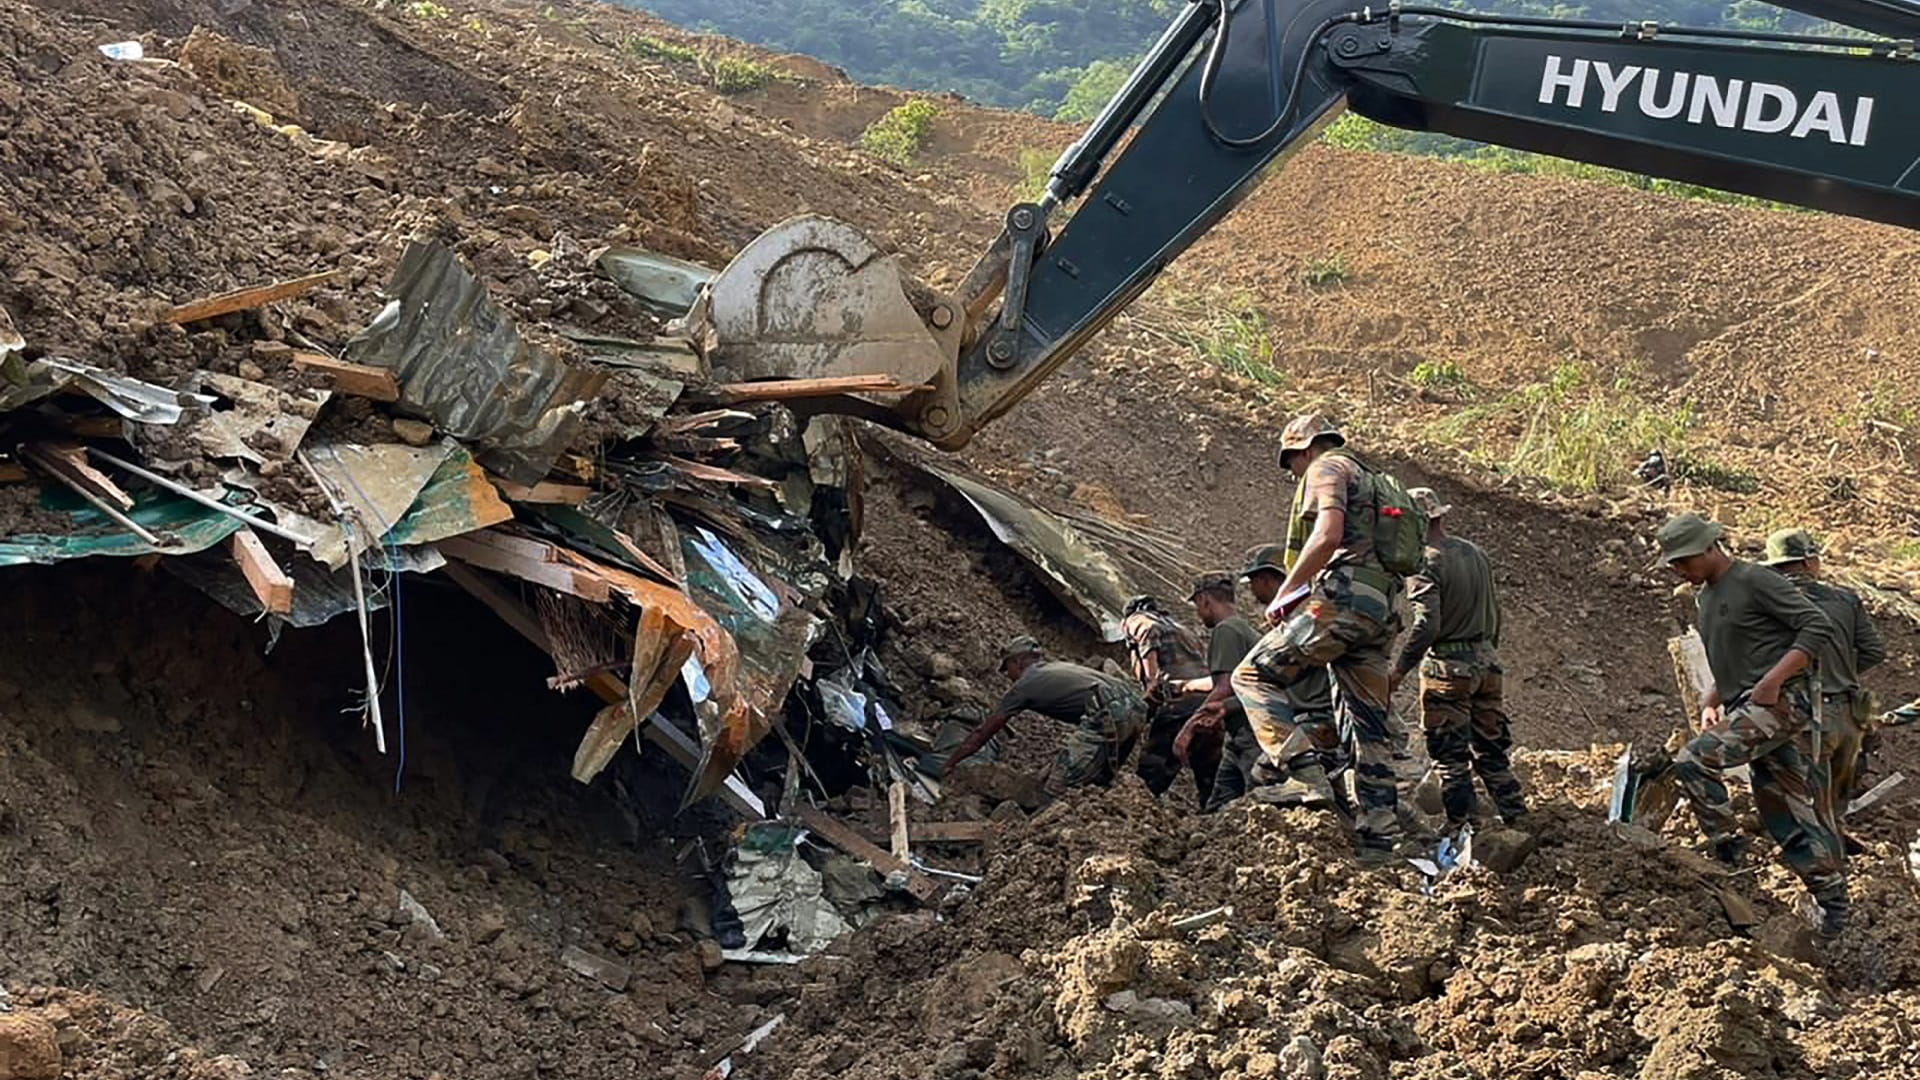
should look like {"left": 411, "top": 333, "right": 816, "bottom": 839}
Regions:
{"left": 229, "top": 528, "right": 294, "bottom": 614}
{"left": 794, "top": 805, "right": 941, "bottom": 903}
{"left": 0, "top": 462, "right": 25, "bottom": 482}
{"left": 291, "top": 353, "right": 401, "bottom": 402}
{"left": 438, "top": 532, "right": 613, "bottom": 603}
{"left": 441, "top": 561, "right": 766, "bottom": 820}
{"left": 860, "top": 821, "right": 992, "bottom": 845}
{"left": 572, "top": 605, "right": 694, "bottom": 783}
{"left": 889, "top": 781, "right": 910, "bottom": 863}
{"left": 163, "top": 270, "right": 339, "bottom": 325}
{"left": 491, "top": 478, "right": 593, "bottom": 506}
{"left": 25, "top": 441, "right": 133, "bottom": 510}
{"left": 705, "top": 374, "right": 932, "bottom": 404}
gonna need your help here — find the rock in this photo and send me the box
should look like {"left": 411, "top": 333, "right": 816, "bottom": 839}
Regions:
{"left": 988, "top": 799, "right": 1026, "bottom": 825}
{"left": 1475, "top": 827, "right": 1538, "bottom": 873}
{"left": 391, "top": 418, "right": 435, "bottom": 446}
{"left": 249, "top": 340, "right": 293, "bottom": 362}
{"left": 472, "top": 910, "right": 507, "bottom": 944}
{"left": 926, "top": 652, "right": 960, "bottom": 680}
{"left": 931, "top": 676, "right": 977, "bottom": 703}
{"left": 560, "top": 944, "right": 632, "bottom": 992}
{"left": 0, "top": 1012, "right": 61, "bottom": 1080}
{"left": 697, "top": 941, "right": 726, "bottom": 972}
{"left": 237, "top": 361, "right": 267, "bottom": 381}
{"left": 1100, "top": 990, "right": 1193, "bottom": 1031}
{"left": 1278, "top": 1035, "right": 1325, "bottom": 1080}
{"left": 397, "top": 889, "right": 445, "bottom": 942}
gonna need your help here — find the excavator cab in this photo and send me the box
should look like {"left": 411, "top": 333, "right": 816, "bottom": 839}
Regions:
{"left": 691, "top": 0, "right": 1920, "bottom": 448}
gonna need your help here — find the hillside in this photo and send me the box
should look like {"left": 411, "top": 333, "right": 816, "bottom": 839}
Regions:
{"left": 619, "top": 0, "right": 1836, "bottom": 114}
{"left": 2, "top": 1, "right": 1919, "bottom": 1079}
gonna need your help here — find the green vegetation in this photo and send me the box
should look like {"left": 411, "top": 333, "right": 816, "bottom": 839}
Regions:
{"left": 705, "top": 54, "right": 775, "bottom": 94}
{"left": 1014, "top": 146, "right": 1055, "bottom": 201}
{"left": 624, "top": 34, "right": 699, "bottom": 63}
{"left": 408, "top": 0, "right": 451, "bottom": 17}
{"left": 1667, "top": 454, "right": 1760, "bottom": 495}
{"left": 1834, "top": 381, "right": 1917, "bottom": 432}
{"left": 1431, "top": 362, "right": 1694, "bottom": 493}
{"left": 1300, "top": 255, "right": 1349, "bottom": 288}
{"left": 1891, "top": 539, "right": 1920, "bottom": 564}
{"left": 620, "top": 0, "right": 1829, "bottom": 116}
{"left": 1165, "top": 291, "right": 1286, "bottom": 387}
{"left": 860, "top": 100, "right": 942, "bottom": 164}
{"left": 1409, "top": 359, "right": 1473, "bottom": 397}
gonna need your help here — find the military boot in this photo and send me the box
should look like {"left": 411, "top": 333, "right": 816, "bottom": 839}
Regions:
{"left": 1817, "top": 893, "right": 1849, "bottom": 941}
{"left": 1251, "top": 759, "right": 1338, "bottom": 809}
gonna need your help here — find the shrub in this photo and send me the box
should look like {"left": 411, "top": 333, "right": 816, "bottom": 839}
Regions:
{"left": 705, "top": 54, "right": 774, "bottom": 95}
{"left": 624, "top": 35, "right": 698, "bottom": 63}
{"left": 859, "top": 100, "right": 941, "bottom": 165}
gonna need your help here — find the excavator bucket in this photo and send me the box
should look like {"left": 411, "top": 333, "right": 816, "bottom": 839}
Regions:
{"left": 696, "top": 216, "right": 959, "bottom": 404}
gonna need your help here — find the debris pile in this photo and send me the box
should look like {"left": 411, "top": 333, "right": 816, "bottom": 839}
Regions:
{"left": 748, "top": 749, "right": 1920, "bottom": 1080}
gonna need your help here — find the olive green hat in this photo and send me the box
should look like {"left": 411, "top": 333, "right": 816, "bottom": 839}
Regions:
{"left": 1239, "top": 543, "right": 1287, "bottom": 578}
{"left": 998, "top": 635, "right": 1042, "bottom": 665}
{"left": 1763, "top": 528, "right": 1821, "bottom": 567}
{"left": 1278, "top": 413, "right": 1343, "bottom": 468}
{"left": 1657, "top": 513, "right": 1724, "bottom": 563}
{"left": 1188, "top": 571, "right": 1237, "bottom": 600}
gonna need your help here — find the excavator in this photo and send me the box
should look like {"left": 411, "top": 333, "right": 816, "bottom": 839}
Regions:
{"left": 687, "top": 0, "right": 1920, "bottom": 447}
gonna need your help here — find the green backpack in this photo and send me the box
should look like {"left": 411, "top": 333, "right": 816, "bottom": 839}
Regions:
{"left": 1360, "top": 461, "right": 1428, "bottom": 577}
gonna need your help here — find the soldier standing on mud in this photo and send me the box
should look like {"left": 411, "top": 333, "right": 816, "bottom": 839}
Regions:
{"left": 1233, "top": 415, "right": 1404, "bottom": 864}
{"left": 1174, "top": 571, "right": 1265, "bottom": 810}
{"left": 1121, "top": 596, "right": 1220, "bottom": 804}
{"left": 1658, "top": 514, "right": 1850, "bottom": 939}
{"left": 943, "top": 636, "right": 1148, "bottom": 800}
{"left": 1388, "top": 488, "right": 1528, "bottom": 832}
{"left": 1763, "top": 528, "right": 1885, "bottom": 853}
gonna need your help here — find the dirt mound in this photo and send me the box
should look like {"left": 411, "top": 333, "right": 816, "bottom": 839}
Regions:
{"left": 753, "top": 750, "right": 1920, "bottom": 1080}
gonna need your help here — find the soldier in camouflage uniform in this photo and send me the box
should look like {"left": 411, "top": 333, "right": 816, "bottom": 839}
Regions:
{"left": 1389, "top": 488, "right": 1528, "bottom": 831}
{"left": 1660, "top": 514, "right": 1849, "bottom": 938}
{"left": 943, "top": 636, "right": 1147, "bottom": 800}
{"left": 1232, "top": 415, "right": 1404, "bottom": 863}
{"left": 1175, "top": 570, "right": 1266, "bottom": 810}
{"left": 1122, "top": 596, "right": 1219, "bottom": 801}
{"left": 1763, "top": 528, "right": 1886, "bottom": 853}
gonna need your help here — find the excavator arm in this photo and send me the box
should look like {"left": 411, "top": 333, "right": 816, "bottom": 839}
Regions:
{"left": 696, "top": 0, "right": 1920, "bottom": 447}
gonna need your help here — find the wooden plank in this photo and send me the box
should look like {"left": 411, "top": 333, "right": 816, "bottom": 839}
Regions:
{"left": 229, "top": 528, "right": 294, "bottom": 614}
{"left": 888, "top": 781, "right": 910, "bottom": 863}
{"left": 793, "top": 805, "right": 940, "bottom": 904}
{"left": 491, "top": 478, "right": 593, "bottom": 506}
{"left": 1668, "top": 630, "right": 1715, "bottom": 729}
{"left": 442, "top": 561, "right": 765, "bottom": 820}
{"left": 438, "top": 534, "right": 612, "bottom": 602}
{"left": 0, "top": 462, "right": 27, "bottom": 483}
{"left": 291, "top": 353, "right": 400, "bottom": 402}
{"left": 65, "top": 416, "right": 123, "bottom": 438}
{"left": 663, "top": 456, "right": 780, "bottom": 489}
{"left": 707, "top": 374, "right": 931, "bottom": 404}
{"left": 862, "top": 821, "right": 991, "bottom": 845}
{"left": 163, "top": 270, "right": 339, "bottom": 325}
{"left": 572, "top": 606, "right": 693, "bottom": 783}
{"left": 23, "top": 442, "right": 134, "bottom": 510}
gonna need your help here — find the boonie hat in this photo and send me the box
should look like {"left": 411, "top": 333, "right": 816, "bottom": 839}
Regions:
{"left": 1762, "top": 528, "right": 1821, "bottom": 567}
{"left": 1657, "top": 513, "right": 1724, "bottom": 564}
{"left": 1277, "top": 413, "right": 1343, "bottom": 468}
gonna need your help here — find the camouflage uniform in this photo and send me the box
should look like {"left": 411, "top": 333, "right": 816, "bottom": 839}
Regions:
{"left": 1765, "top": 528, "right": 1886, "bottom": 814}
{"left": 989, "top": 647, "right": 1147, "bottom": 798}
{"left": 1659, "top": 515, "right": 1847, "bottom": 925}
{"left": 1233, "top": 417, "right": 1402, "bottom": 857}
{"left": 1392, "top": 491, "right": 1526, "bottom": 827}
{"left": 1122, "top": 601, "right": 1217, "bottom": 802}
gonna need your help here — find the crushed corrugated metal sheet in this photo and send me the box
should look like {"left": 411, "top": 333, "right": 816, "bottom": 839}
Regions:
{"left": 918, "top": 462, "right": 1134, "bottom": 641}
{"left": 342, "top": 240, "right": 609, "bottom": 484}
{"left": 595, "top": 246, "right": 715, "bottom": 319}
{"left": 0, "top": 488, "right": 244, "bottom": 566}
{"left": 0, "top": 352, "right": 214, "bottom": 425}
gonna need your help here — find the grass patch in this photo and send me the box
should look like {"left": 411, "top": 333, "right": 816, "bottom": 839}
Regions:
{"left": 1323, "top": 113, "right": 1797, "bottom": 212}
{"left": 1834, "top": 381, "right": 1917, "bottom": 433}
{"left": 408, "top": 0, "right": 451, "bottom": 17}
{"left": 704, "top": 54, "right": 775, "bottom": 94}
{"left": 1892, "top": 539, "right": 1920, "bottom": 563}
{"left": 1164, "top": 291, "right": 1287, "bottom": 387}
{"left": 1430, "top": 362, "right": 1694, "bottom": 493}
{"left": 859, "top": 100, "right": 941, "bottom": 165}
{"left": 1667, "top": 453, "right": 1759, "bottom": 494}
{"left": 1410, "top": 359, "right": 1473, "bottom": 397}
{"left": 1014, "top": 146, "right": 1053, "bottom": 201}
{"left": 623, "top": 34, "right": 698, "bottom": 63}
{"left": 1301, "top": 254, "right": 1349, "bottom": 288}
